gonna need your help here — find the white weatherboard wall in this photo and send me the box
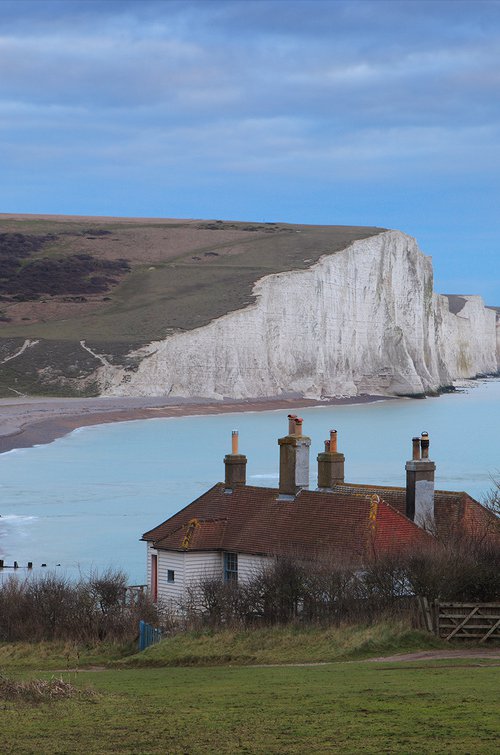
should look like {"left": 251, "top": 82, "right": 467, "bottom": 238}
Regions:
{"left": 238, "top": 554, "right": 271, "bottom": 582}
{"left": 148, "top": 545, "right": 271, "bottom": 605}
{"left": 101, "top": 231, "right": 498, "bottom": 399}
{"left": 148, "top": 544, "right": 220, "bottom": 607}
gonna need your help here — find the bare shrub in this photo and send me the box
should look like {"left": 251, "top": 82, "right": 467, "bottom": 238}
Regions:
{"left": 482, "top": 476, "right": 500, "bottom": 522}
{"left": 24, "top": 574, "right": 78, "bottom": 639}
{"left": 243, "top": 558, "right": 306, "bottom": 624}
{"left": 0, "top": 576, "right": 30, "bottom": 640}
{"left": 180, "top": 535, "right": 500, "bottom": 631}
{"left": 353, "top": 555, "right": 411, "bottom": 621}
{"left": 0, "top": 570, "right": 159, "bottom": 643}
{"left": 301, "top": 560, "right": 360, "bottom": 625}
{"left": 404, "top": 533, "right": 500, "bottom": 603}
{"left": 183, "top": 577, "right": 249, "bottom": 628}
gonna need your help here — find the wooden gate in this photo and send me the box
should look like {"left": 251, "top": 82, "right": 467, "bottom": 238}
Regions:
{"left": 435, "top": 602, "right": 500, "bottom": 642}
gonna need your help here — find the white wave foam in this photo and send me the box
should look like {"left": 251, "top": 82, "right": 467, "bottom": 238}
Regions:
{"left": 0, "top": 447, "right": 30, "bottom": 457}
{"left": 1, "top": 514, "right": 37, "bottom": 523}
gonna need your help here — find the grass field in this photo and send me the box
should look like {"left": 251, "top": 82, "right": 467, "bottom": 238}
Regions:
{"left": 1, "top": 659, "right": 499, "bottom": 753}
{"left": 1, "top": 623, "right": 498, "bottom": 753}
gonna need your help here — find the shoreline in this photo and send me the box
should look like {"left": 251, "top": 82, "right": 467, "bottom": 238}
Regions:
{"left": 0, "top": 393, "right": 392, "bottom": 454}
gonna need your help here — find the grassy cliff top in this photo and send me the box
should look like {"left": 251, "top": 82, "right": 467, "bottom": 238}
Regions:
{"left": 0, "top": 214, "right": 385, "bottom": 344}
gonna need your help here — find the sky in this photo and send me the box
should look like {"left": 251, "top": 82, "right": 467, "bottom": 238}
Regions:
{"left": 1, "top": 0, "right": 499, "bottom": 303}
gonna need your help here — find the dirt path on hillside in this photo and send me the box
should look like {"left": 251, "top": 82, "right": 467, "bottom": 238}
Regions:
{"left": 53, "top": 649, "right": 500, "bottom": 674}
{"left": 366, "top": 648, "right": 500, "bottom": 663}
{"left": 251, "top": 650, "right": 500, "bottom": 668}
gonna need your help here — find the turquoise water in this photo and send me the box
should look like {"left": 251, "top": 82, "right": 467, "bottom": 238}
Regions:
{"left": 1, "top": 379, "right": 499, "bottom": 584}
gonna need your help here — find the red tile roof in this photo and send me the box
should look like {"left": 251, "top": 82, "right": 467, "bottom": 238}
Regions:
{"left": 331, "top": 483, "right": 498, "bottom": 541}
{"left": 143, "top": 483, "right": 434, "bottom": 563}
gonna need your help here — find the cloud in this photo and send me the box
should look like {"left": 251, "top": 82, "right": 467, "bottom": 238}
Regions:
{"left": 2, "top": 0, "right": 500, "bottom": 123}
{"left": 0, "top": 1, "right": 499, "bottom": 299}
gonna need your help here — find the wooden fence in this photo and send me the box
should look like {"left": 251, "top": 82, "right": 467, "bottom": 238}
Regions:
{"left": 125, "top": 584, "right": 148, "bottom": 604}
{"left": 418, "top": 598, "right": 500, "bottom": 642}
{"left": 138, "top": 620, "right": 163, "bottom": 651}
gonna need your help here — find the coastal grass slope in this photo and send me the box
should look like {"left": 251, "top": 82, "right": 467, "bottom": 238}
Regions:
{"left": 0, "top": 620, "right": 443, "bottom": 671}
{"left": 115, "top": 621, "right": 444, "bottom": 668}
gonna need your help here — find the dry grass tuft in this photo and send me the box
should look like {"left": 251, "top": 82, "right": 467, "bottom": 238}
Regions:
{"left": 0, "top": 674, "right": 97, "bottom": 704}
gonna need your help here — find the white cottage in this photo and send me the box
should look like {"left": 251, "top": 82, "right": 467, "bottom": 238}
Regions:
{"left": 142, "top": 416, "right": 493, "bottom": 607}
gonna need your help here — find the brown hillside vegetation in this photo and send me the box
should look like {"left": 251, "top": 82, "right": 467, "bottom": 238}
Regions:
{"left": 0, "top": 214, "right": 384, "bottom": 336}
{"left": 0, "top": 214, "right": 384, "bottom": 397}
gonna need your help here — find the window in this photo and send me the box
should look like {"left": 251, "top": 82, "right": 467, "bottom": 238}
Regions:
{"left": 224, "top": 552, "right": 238, "bottom": 582}
{"left": 167, "top": 569, "right": 175, "bottom": 583}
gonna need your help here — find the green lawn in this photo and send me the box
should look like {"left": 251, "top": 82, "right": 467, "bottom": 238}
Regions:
{"left": 1, "top": 661, "right": 499, "bottom": 754}
{"left": 1, "top": 624, "right": 498, "bottom": 753}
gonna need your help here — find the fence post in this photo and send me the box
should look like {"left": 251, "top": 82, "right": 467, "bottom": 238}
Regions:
{"left": 139, "top": 620, "right": 163, "bottom": 651}
{"left": 139, "top": 620, "right": 146, "bottom": 651}
{"left": 422, "top": 596, "right": 434, "bottom": 633}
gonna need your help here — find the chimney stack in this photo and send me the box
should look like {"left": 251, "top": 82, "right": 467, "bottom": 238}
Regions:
{"left": 405, "top": 432, "right": 436, "bottom": 528}
{"left": 278, "top": 416, "right": 311, "bottom": 497}
{"left": 420, "top": 431, "right": 430, "bottom": 458}
{"left": 224, "top": 430, "right": 247, "bottom": 491}
{"left": 317, "top": 429, "right": 345, "bottom": 490}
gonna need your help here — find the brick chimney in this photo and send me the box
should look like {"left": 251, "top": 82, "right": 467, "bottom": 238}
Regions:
{"left": 278, "top": 415, "right": 311, "bottom": 497}
{"left": 317, "top": 429, "right": 345, "bottom": 490}
{"left": 405, "top": 432, "right": 436, "bottom": 529}
{"left": 224, "top": 430, "right": 247, "bottom": 491}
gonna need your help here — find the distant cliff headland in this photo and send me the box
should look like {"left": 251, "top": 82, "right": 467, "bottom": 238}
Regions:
{"left": 0, "top": 214, "right": 498, "bottom": 400}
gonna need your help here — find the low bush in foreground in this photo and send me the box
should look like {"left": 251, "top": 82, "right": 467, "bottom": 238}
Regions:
{"left": 0, "top": 569, "right": 159, "bottom": 643}
{"left": 180, "top": 536, "right": 500, "bottom": 630}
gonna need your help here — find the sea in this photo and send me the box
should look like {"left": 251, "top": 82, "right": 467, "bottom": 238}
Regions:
{"left": 0, "top": 378, "right": 499, "bottom": 585}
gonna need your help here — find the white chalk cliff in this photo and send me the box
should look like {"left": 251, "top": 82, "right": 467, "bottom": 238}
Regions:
{"left": 98, "top": 230, "right": 499, "bottom": 399}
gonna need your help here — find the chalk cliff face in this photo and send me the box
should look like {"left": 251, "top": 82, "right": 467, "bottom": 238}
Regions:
{"left": 496, "top": 314, "right": 500, "bottom": 371}
{"left": 98, "top": 231, "right": 498, "bottom": 399}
